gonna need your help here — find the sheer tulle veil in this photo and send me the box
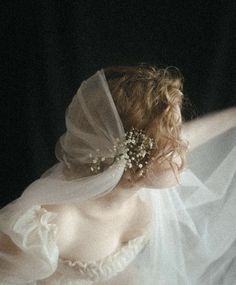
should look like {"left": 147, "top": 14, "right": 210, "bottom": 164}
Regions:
{"left": 1, "top": 70, "right": 127, "bottom": 210}
{"left": 0, "top": 69, "right": 235, "bottom": 284}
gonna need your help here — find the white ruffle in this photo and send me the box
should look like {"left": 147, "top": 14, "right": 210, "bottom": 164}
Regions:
{"left": 0, "top": 205, "right": 59, "bottom": 284}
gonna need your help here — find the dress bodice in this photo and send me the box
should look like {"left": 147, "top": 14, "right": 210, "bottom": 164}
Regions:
{"left": 52, "top": 228, "right": 151, "bottom": 284}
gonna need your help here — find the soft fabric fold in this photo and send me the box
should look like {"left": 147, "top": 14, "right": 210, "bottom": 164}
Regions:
{"left": 0, "top": 205, "right": 59, "bottom": 284}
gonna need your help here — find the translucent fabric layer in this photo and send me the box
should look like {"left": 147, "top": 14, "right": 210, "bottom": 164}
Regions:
{"left": 136, "top": 126, "right": 236, "bottom": 285}
{"left": 0, "top": 66, "right": 235, "bottom": 284}
{"left": 0, "top": 127, "right": 235, "bottom": 284}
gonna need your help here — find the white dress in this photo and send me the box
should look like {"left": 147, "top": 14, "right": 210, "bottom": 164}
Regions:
{"left": 0, "top": 127, "right": 236, "bottom": 285}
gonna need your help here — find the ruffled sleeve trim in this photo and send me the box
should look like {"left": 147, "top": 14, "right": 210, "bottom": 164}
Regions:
{"left": 0, "top": 204, "right": 59, "bottom": 282}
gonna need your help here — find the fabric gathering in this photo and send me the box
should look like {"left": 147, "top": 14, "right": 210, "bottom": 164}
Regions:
{"left": 0, "top": 68, "right": 236, "bottom": 285}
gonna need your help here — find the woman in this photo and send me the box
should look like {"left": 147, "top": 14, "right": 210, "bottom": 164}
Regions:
{"left": 0, "top": 65, "right": 235, "bottom": 285}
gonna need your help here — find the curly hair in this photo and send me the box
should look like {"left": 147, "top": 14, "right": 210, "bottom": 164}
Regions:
{"left": 103, "top": 64, "right": 189, "bottom": 185}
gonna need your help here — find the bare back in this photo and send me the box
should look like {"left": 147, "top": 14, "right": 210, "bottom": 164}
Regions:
{"left": 42, "top": 195, "right": 151, "bottom": 263}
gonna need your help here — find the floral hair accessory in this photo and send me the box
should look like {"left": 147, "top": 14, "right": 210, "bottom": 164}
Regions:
{"left": 90, "top": 127, "right": 155, "bottom": 175}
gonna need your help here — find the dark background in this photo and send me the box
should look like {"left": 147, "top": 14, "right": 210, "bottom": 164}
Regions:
{"left": 1, "top": 1, "right": 235, "bottom": 207}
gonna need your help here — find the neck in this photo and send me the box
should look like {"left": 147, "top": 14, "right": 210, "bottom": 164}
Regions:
{"left": 76, "top": 183, "right": 141, "bottom": 219}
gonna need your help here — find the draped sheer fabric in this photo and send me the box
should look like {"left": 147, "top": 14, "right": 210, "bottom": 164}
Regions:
{"left": 0, "top": 68, "right": 235, "bottom": 284}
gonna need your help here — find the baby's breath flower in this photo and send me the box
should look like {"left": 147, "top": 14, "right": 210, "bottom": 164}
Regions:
{"left": 89, "top": 127, "right": 155, "bottom": 174}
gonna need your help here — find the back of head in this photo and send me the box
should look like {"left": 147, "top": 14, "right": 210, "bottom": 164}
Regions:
{"left": 104, "top": 64, "right": 188, "bottom": 184}
{"left": 58, "top": 64, "right": 188, "bottom": 186}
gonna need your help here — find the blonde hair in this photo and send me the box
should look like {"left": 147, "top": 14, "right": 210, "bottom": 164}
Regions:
{"left": 103, "top": 64, "right": 188, "bottom": 184}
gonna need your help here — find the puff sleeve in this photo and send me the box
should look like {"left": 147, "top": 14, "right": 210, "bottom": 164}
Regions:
{"left": 0, "top": 204, "right": 59, "bottom": 284}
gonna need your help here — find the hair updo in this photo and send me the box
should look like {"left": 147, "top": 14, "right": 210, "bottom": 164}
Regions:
{"left": 103, "top": 64, "right": 188, "bottom": 184}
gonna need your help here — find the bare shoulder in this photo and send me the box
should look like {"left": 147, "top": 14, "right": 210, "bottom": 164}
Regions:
{"left": 41, "top": 204, "right": 82, "bottom": 226}
{"left": 120, "top": 196, "right": 152, "bottom": 239}
{"left": 0, "top": 232, "right": 21, "bottom": 254}
{"left": 41, "top": 203, "right": 85, "bottom": 251}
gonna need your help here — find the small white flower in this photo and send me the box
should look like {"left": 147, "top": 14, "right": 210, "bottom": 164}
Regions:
{"left": 89, "top": 127, "right": 155, "bottom": 174}
{"left": 138, "top": 170, "right": 144, "bottom": 176}
{"left": 140, "top": 150, "right": 146, "bottom": 157}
